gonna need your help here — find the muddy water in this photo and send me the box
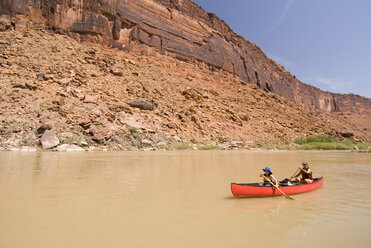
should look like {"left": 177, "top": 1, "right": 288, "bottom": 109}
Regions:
{"left": 0, "top": 151, "right": 370, "bottom": 248}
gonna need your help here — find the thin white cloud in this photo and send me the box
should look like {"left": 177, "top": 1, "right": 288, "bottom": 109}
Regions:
{"left": 269, "top": 0, "right": 295, "bottom": 32}
{"left": 305, "top": 76, "right": 356, "bottom": 93}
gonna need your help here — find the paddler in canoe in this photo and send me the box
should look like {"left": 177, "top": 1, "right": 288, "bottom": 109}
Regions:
{"left": 290, "top": 161, "right": 313, "bottom": 184}
{"left": 259, "top": 167, "right": 278, "bottom": 187}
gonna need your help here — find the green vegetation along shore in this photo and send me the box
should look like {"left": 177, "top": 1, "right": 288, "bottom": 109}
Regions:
{"left": 294, "top": 136, "right": 370, "bottom": 151}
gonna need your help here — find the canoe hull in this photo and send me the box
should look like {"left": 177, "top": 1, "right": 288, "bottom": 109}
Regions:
{"left": 231, "top": 177, "right": 324, "bottom": 198}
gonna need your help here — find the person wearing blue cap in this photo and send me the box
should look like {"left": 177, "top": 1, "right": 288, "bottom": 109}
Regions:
{"left": 259, "top": 167, "right": 278, "bottom": 187}
{"left": 290, "top": 161, "right": 313, "bottom": 184}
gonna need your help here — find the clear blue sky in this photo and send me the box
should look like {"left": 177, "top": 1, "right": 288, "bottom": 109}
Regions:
{"left": 193, "top": 0, "right": 371, "bottom": 98}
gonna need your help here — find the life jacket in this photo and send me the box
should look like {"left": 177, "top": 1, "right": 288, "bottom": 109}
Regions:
{"left": 263, "top": 172, "right": 273, "bottom": 184}
{"left": 301, "top": 168, "right": 313, "bottom": 180}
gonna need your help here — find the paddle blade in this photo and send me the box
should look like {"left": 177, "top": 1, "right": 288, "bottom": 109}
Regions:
{"left": 285, "top": 195, "right": 294, "bottom": 200}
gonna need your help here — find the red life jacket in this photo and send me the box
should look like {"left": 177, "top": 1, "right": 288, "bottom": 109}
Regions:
{"left": 301, "top": 169, "right": 313, "bottom": 180}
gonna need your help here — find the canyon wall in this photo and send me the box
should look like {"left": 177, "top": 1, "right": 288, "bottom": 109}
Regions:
{"left": 1, "top": 0, "right": 369, "bottom": 114}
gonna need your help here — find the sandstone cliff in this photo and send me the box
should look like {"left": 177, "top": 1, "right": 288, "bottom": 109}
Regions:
{"left": 0, "top": 0, "right": 370, "bottom": 150}
{"left": 1, "top": 28, "right": 368, "bottom": 151}
{"left": 1, "top": 0, "right": 370, "bottom": 115}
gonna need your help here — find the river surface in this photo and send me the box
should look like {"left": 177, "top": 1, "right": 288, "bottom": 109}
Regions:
{"left": 0, "top": 151, "right": 370, "bottom": 248}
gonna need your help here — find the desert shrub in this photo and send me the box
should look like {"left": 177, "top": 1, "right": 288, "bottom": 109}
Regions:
{"left": 197, "top": 144, "right": 224, "bottom": 150}
{"left": 169, "top": 142, "right": 193, "bottom": 150}
{"left": 129, "top": 127, "right": 138, "bottom": 134}
{"left": 342, "top": 139, "right": 356, "bottom": 146}
{"left": 64, "top": 135, "right": 84, "bottom": 146}
{"left": 294, "top": 135, "right": 333, "bottom": 145}
{"left": 356, "top": 142, "right": 371, "bottom": 151}
{"left": 300, "top": 142, "right": 350, "bottom": 150}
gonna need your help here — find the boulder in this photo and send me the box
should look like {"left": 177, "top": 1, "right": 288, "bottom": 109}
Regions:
{"left": 125, "top": 59, "right": 137, "bottom": 66}
{"left": 20, "top": 146, "right": 37, "bottom": 152}
{"left": 58, "top": 78, "right": 72, "bottom": 87}
{"left": 33, "top": 23, "right": 43, "bottom": 30}
{"left": 110, "top": 68, "right": 123, "bottom": 76}
{"left": 12, "top": 82, "right": 26, "bottom": 89}
{"left": 14, "top": 19, "right": 27, "bottom": 30}
{"left": 8, "top": 148, "right": 20, "bottom": 151}
{"left": 89, "top": 126, "right": 113, "bottom": 143}
{"left": 121, "top": 117, "right": 148, "bottom": 130}
{"left": 141, "top": 139, "right": 153, "bottom": 145}
{"left": 22, "top": 132, "right": 37, "bottom": 146}
{"left": 83, "top": 95, "right": 100, "bottom": 104}
{"left": 108, "top": 102, "right": 129, "bottom": 112}
{"left": 129, "top": 101, "right": 154, "bottom": 111}
{"left": 338, "top": 132, "right": 354, "bottom": 138}
{"left": 52, "top": 97, "right": 66, "bottom": 106}
{"left": 182, "top": 89, "right": 204, "bottom": 103}
{"left": 37, "top": 123, "right": 52, "bottom": 135}
{"left": 36, "top": 73, "right": 46, "bottom": 80}
{"left": 55, "top": 144, "right": 84, "bottom": 152}
{"left": 0, "top": 15, "right": 12, "bottom": 31}
{"left": 25, "top": 82, "right": 38, "bottom": 90}
{"left": 69, "top": 88, "right": 85, "bottom": 100}
{"left": 80, "top": 139, "right": 89, "bottom": 146}
{"left": 3, "top": 135, "right": 21, "bottom": 148}
{"left": 78, "top": 118, "right": 91, "bottom": 130}
{"left": 156, "top": 141, "right": 167, "bottom": 148}
{"left": 40, "top": 130, "right": 60, "bottom": 149}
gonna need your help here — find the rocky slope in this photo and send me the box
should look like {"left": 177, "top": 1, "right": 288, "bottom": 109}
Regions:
{"left": 0, "top": 29, "right": 369, "bottom": 150}
{"left": 1, "top": 0, "right": 370, "bottom": 116}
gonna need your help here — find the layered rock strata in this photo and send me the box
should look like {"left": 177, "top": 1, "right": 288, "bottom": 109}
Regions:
{"left": 0, "top": 0, "right": 370, "bottom": 115}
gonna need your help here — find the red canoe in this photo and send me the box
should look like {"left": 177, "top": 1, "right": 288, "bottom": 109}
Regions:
{"left": 231, "top": 177, "right": 324, "bottom": 198}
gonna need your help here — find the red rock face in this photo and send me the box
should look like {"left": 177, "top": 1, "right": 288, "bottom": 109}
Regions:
{"left": 1, "top": 0, "right": 370, "bottom": 114}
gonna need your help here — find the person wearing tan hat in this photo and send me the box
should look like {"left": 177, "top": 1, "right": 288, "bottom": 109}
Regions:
{"left": 290, "top": 161, "right": 313, "bottom": 184}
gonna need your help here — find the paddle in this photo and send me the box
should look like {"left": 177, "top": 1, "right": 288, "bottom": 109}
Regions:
{"left": 290, "top": 167, "right": 301, "bottom": 180}
{"left": 263, "top": 176, "right": 294, "bottom": 200}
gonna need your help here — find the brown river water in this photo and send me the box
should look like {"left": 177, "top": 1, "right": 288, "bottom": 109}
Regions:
{"left": 0, "top": 151, "right": 370, "bottom": 248}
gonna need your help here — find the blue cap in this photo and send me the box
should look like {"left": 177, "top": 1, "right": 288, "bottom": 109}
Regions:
{"left": 302, "top": 161, "right": 308, "bottom": 165}
{"left": 263, "top": 167, "right": 271, "bottom": 172}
